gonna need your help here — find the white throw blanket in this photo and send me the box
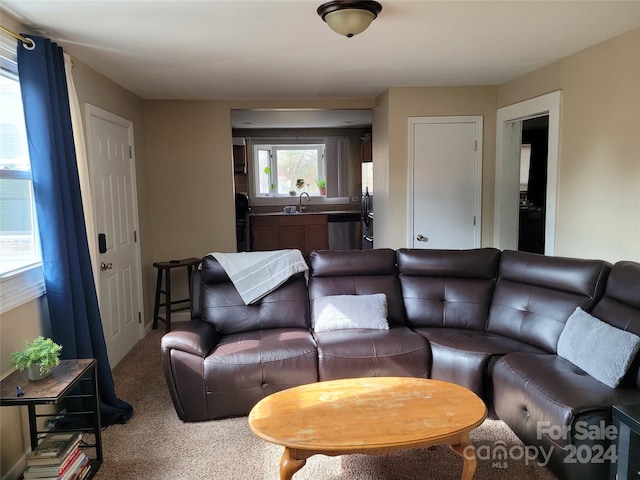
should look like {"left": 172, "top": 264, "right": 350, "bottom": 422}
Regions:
{"left": 210, "top": 249, "right": 308, "bottom": 305}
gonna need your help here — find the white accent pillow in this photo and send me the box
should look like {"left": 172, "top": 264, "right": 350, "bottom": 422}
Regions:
{"left": 557, "top": 307, "right": 640, "bottom": 388}
{"left": 313, "top": 294, "right": 389, "bottom": 333}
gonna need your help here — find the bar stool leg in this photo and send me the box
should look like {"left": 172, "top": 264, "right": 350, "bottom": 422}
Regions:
{"left": 152, "top": 267, "right": 163, "bottom": 330}
{"left": 187, "top": 265, "right": 194, "bottom": 298}
{"left": 165, "top": 268, "right": 172, "bottom": 333}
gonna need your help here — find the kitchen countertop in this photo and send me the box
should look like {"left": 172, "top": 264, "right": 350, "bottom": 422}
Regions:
{"left": 251, "top": 210, "right": 360, "bottom": 217}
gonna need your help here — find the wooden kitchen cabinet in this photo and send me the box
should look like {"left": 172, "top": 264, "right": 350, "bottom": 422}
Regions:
{"left": 305, "top": 222, "right": 329, "bottom": 254}
{"left": 251, "top": 216, "right": 279, "bottom": 251}
{"left": 360, "top": 140, "right": 372, "bottom": 163}
{"left": 252, "top": 214, "right": 328, "bottom": 258}
{"left": 233, "top": 144, "right": 247, "bottom": 174}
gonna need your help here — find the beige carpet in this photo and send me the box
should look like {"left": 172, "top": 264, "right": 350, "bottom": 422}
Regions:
{"left": 94, "top": 329, "right": 558, "bottom": 480}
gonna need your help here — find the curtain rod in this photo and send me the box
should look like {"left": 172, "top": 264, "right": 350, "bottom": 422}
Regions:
{"left": 0, "top": 25, "right": 74, "bottom": 68}
{"left": 0, "top": 25, "right": 35, "bottom": 48}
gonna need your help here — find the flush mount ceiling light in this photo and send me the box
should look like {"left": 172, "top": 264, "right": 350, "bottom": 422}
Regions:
{"left": 317, "top": 0, "right": 382, "bottom": 38}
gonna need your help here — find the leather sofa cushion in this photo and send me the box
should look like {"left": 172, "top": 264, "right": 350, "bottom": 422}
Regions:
{"left": 493, "top": 352, "right": 640, "bottom": 480}
{"left": 414, "top": 327, "right": 545, "bottom": 400}
{"left": 204, "top": 328, "right": 318, "bottom": 418}
{"left": 397, "top": 248, "right": 500, "bottom": 330}
{"left": 493, "top": 352, "right": 640, "bottom": 448}
{"left": 309, "top": 249, "right": 406, "bottom": 325}
{"left": 313, "top": 325, "right": 430, "bottom": 381}
{"left": 310, "top": 248, "right": 397, "bottom": 277}
{"left": 199, "top": 256, "right": 309, "bottom": 335}
{"left": 591, "top": 261, "right": 640, "bottom": 390}
{"left": 486, "top": 250, "right": 611, "bottom": 352}
{"left": 396, "top": 247, "right": 500, "bottom": 278}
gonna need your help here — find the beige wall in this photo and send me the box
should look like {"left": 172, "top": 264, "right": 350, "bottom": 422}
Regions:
{"left": 70, "top": 61, "right": 155, "bottom": 323}
{"left": 374, "top": 86, "right": 499, "bottom": 249}
{"left": 143, "top": 101, "right": 236, "bottom": 265}
{"left": 498, "top": 28, "right": 640, "bottom": 263}
{"left": 372, "top": 90, "right": 390, "bottom": 248}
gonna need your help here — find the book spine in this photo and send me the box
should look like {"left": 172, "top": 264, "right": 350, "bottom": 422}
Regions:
{"left": 58, "top": 448, "right": 82, "bottom": 475}
{"left": 23, "top": 448, "right": 80, "bottom": 479}
{"left": 60, "top": 452, "right": 88, "bottom": 480}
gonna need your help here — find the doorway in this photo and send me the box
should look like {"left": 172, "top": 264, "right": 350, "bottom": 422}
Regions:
{"left": 494, "top": 91, "right": 561, "bottom": 255}
{"left": 518, "top": 116, "right": 549, "bottom": 254}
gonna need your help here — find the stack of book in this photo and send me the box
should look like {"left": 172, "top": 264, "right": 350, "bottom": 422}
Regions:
{"left": 23, "top": 432, "right": 91, "bottom": 480}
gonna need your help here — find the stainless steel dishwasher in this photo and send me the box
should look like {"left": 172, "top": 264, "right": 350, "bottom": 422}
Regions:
{"left": 327, "top": 213, "right": 362, "bottom": 250}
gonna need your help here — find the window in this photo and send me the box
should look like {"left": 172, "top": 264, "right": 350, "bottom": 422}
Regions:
{"left": 254, "top": 143, "right": 326, "bottom": 197}
{"left": 0, "top": 32, "right": 44, "bottom": 313}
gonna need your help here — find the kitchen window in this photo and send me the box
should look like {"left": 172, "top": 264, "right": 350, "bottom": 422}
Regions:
{"left": 253, "top": 143, "right": 326, "bottom": 197}
{"left": 0, "top": 32, "right": 45, "bottom": 313}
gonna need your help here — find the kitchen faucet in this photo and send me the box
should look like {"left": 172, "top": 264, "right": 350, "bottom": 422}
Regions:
{"left": 299, "top": 192, "right": 310, "bottom": 212}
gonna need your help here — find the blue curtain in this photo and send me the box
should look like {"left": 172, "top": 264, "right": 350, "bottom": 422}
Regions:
{"left": 18, "top": 36, "right": 132, "bottom": 426}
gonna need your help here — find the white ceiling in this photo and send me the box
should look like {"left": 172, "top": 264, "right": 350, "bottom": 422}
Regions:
{"left": 3, "top": 0, "right": 640, "bottom": 103}
{"left": 4, "top": 1, "right": 640, "bottom": 129}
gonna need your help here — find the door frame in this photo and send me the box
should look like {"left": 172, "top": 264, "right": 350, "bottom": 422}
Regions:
{"left": 494, "top": 91, "right": 561, "bottom": 255}
{"left": 407, "top": 115, "right": 483, "bottom": 249}
{"left": 84, "top": 104, "right": 145, "bottom": 346}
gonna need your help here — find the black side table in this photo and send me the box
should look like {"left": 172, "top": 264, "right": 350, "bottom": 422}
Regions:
{"left": 152, "top": 257, "right": 201, "bottom": 333}
{"left": 611, "top": 404, "right": 640, "bottom": 480}
{"left": 0, "top": 359, "right": 102, "bottom": 479}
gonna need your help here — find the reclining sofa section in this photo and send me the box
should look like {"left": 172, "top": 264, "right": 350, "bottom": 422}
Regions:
{"left": 161, "top": 248, "right": 640, "bottom": 480}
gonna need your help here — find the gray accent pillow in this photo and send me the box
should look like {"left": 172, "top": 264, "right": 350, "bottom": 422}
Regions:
{"left": 313, "top": 294, "right": 388, "bottom": 333}
{"left": 557, "top": 307, "right": 640, "bottom": 388}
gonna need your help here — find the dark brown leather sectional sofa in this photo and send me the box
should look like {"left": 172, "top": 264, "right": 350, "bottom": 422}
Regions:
{"left": 161, "top": 248, "right": 640, "bottom": 480}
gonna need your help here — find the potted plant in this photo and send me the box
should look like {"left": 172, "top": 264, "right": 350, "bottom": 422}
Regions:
{"left": 316, "top": 179, "right": 327, "bottom": 196}
{"left": 11, "top": 336, "right": 63, "bottom": 380}
{"left": 269, "top": 183, "right": 277, "bottom": 196}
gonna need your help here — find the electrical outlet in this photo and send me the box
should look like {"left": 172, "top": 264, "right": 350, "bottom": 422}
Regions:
{"left": 351, "top": 196, "right": 359, "bottom": 202}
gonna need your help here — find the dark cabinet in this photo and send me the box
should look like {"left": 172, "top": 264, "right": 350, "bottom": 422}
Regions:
{"left": 251, "top": 216, "right": 279, "bottom": 251}
{"left": 233, "top": 144, "right": 247, "bottom": 174}
{"left": 360, "top": 140, "right": 372, "bottom": 163}
{"left": 252, "top": 214, "right": 328, "bottom": 258}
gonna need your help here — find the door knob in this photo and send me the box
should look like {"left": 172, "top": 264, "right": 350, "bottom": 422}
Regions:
{"left": 416, "top": 234, "right": 428, "bottom": 242}
{"left": 100, "top": 262, "right": 113, "bottom": 271}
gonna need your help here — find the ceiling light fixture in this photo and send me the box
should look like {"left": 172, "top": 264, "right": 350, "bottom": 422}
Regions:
{"left": 317, "top": 1, "right": 382, "bottom": 38}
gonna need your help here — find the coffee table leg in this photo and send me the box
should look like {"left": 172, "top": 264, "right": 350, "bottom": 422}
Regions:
{"left": 280, "top": 448, "right": 306, "bottom": 480}
{"left": 449, "top": 432, "right": 477, "bottom": 480}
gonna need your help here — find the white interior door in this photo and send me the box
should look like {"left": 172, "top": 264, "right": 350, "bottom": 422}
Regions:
{"left": 86, "top": 105, "right": 143, "bottom": 368}
{"left": 408, "top": 116, "right": 482, "bottom": 249}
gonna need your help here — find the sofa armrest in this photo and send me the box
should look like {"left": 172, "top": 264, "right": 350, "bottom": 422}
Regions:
{"left": 161, "top": 320, "right": 220, "bottom": 358}
{"left": 161, "top": 320, "right": 221, "bottom": 422}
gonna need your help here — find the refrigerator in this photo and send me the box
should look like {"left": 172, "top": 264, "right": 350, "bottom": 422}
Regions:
{"left": 362, "top": 161, "right": 373, "bottom": 249}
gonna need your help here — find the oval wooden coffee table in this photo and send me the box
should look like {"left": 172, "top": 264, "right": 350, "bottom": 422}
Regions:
{"left": 248, "top": 377, "right": 487, "bottom": 480}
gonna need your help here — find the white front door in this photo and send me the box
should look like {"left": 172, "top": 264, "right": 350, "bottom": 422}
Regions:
{"left": 408, "top": 116, "right": 483, "bottom": 249}
{"left": 86, "top": 105, "right": 143, "bottom": 368}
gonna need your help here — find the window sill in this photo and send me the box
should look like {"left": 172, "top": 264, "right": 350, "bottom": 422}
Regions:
{"left": 0, "top": 264, "right": 46, "bottom": 315}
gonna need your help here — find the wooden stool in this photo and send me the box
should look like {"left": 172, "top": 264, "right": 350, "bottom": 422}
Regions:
{"left": 152, "top": 257, "right": 201, "bottom": 333}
